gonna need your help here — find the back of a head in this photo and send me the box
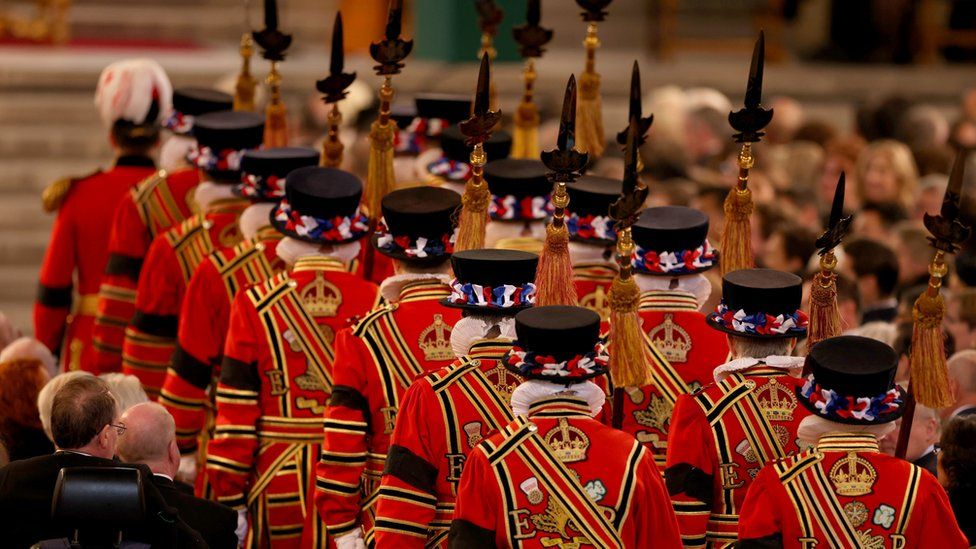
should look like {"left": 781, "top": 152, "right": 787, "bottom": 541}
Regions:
{"left": 94, "top": 58, "right": 172, "bottom": 152}
{"left": 98, "top": 373, "right": 149, "bottom": 413}
{"left": 37, "top": 371, "right": 94, "bottom": 440}
{"left": 949, "top": 349, "right": 976, "bottom": 394}
{"left": 0, "top": 359, "right": 49, "bottom": 428}
{"left": 50, "top": 376, "right": 117, "bottom": 451}
{"left": 0, "top": 336, "right": 57, "bottom": 378}
{"left": 941, "top": 415, "right": 976, "bottom": 492}
{"left": 117, "top": 402, "right": 175, "bottom": 465}
{"left": 845, "top": 238, "right": 900, "bottom": 296}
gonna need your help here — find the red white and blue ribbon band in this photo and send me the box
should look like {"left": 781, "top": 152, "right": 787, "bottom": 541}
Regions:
{"left": 427, "top": 157, "right": 472, "bottom": 182}
{"left": 800, "top": 375, "right": 902, "bottom": 422}
{"left": 395, "top": 118, "right": 449, "bottom": 154}
{"left": 566, "top": 212, "right": 616, "bottom": 241}
{"left": 237, "top": 173, "right": 285, "bottom": 200}
{"left": 710, "top": 302, "right": 808, "bottom": 336}
{"left": 449, "top": 279, "right": 536, "bottom": 309}
{"left": 490, "top": 194, "right": 553, "bottom": 221}
{"left": 186, "top": 144, "right": 248, "bottom": 173}
{"left": 163, "top": 110, "right": 194, "bottom": 134}
{"left": 375, "top": 218, "right": 455, "bottom": 258}
{"left": 274, "top": 200, "right": 369, "bottom": 242}
{"left": 633, "top": 240, "right": 716, "bottom": 274}
{"left": 503, "top": 340, "right": 609, "bottom": 380}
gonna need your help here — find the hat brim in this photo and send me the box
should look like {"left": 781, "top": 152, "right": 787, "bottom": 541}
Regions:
{"left": 231, "top": 184, "right": 278, "bottom": 202}
{"left": 705, "top": 314, "right": 807, "bottom": 340}
{"left": 370, "top": 233, "right": 452, "bottom": 266}
{"left": 568, "top": 234, "right": 616, "bottom": 247}
{"left": 439, "top": 297, "right": 533, "bottom": 316}
{"left": 501, "top": 360, "right": 607, "bottom": 384}
{"left": 268, "top": 205, "right": 368, "bottom": 245}
{"left": 795, "top": 385, "right": 905, "bottom": 425}
{"left": 633, "top": 250, "right": 720, "bottom": 277}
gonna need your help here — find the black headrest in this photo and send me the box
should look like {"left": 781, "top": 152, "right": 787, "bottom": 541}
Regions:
{"left": 52, "top": 467, "right": 145, "bottom": 528}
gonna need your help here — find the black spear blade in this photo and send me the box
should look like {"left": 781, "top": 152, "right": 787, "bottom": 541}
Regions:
{"left": 541, "top": 75, "right": 588, "bottom": 180}
{"left": 253, "top": 0, "right": 292, "bottom": 62}
{"left": 316, "top": 11, "right": 356, "bottom": 104}
{"left": 576, "top": 0, "right": 612, "bottom": 22}
{"left": 386, "top": 0, "right": 403, "bottom": 40}
{"left": 513, "top": 0, "right": 553, "bottom": 58}
{"left": 615, "top": 60, "right": 653, "bottom": 147}
{"left": 370, "top": 0, "right": 413, "bottom": 75}
{"left": 728, "top": 31, "right": 773, "bottom": 143}
{"left": 473, "top": 52, "right": 490, "bottom": 116}
{"left": 263, "top": 0, "right": 278, "bottom": 31}
{"left": 609, "top": 117, "right": 648, "bottom": 224}
{"left": 527, "top": 0, "right": 540, "bottom": 25}
{"left": 475, "top": 0, "right": 504, "bottom": 38}
{"left": 459, "top": 53, "right": 501, "bottom": 146}
{"left": 815, "top": 172, "right": 853, "bottom": 254}
{"left": 924, "top": 148, "right": 973, "bottom": 252}
{"left": 744, "top": 31, "right": 765, "bottom": 110}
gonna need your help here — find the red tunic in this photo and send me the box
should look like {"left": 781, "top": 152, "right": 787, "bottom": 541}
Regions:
{"left": 374, "top": 339, "right": 520, "bottom": 548}
{"left": 450, "top": 396, "right": 683, "bottom": 548}
{"left": 159, "top": 229, "right": 285, "bottom": 454}
{"left": 91, "top": 167, "right": 200, "bottom": 374}
{"left": 665, "top": 366, "right": 811, "bottom": 548}
{"left": 122, "top": 201, "right": 247, "bottom": 399}
{"left": 313, "top": 279, "right": 462, "bottom": 544}
{"left": 205, "top": 257, "right": 379, "bottom": 549}
{"left": 737, "top": 433, "right": 968, "bottom": 549}
{"left": 34, "top": 155, "right": 157, "bottom": 372}
{"left": 614, "top": 290, "right": 730, "bottom": 468}
{"left": 573, "top": 262, "right": 617, "bottom": 324}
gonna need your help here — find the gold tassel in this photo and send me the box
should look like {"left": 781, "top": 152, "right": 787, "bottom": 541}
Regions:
{"left": 719, "top": 143, "right": 756, "bottom": 275}
{"left": 366, "top": 78, "right": 398, "bottom": 220}
{"left": 576, "top": 22, "right": 605, "bottom": 159}
{"left": 909, "top": 251, "right": 953, "bottom": 408}
{"left": 234, "top": 33, "right": 257, "bottom": 112}
{"left": 264, "top": 61, "right": 288, "bottom": 147}
{"left": 807, "top": 252, "right": 841, "bottom": 350}
{"left": 455, "top": 143, "right": 490, "bottom": 251}
{"left": 321, "top": 104, "right": 344, "bottom": 168}
{"left": 534, "top": 181, "right": 578, "bottom": 306}
{"left": 608, "top": 227, "right": 651, "bottom": 388}
{"left": 512, "top": 59, "right": 540, "bottom": 160}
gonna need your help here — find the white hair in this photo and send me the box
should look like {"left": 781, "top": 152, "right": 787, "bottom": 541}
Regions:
{"left": 729, "top": 336, "right": 794, "bottom": 360}
{"left": 193, "top": 181, "right": 238, "bottom": 212}
{"left": 0, "top": 337, "right": 57, "bottom": 378}
{"left": 948, "top": 349, "right": 976, "bottom": 393}
{"left": 797, "top": 415, "right": 897, "bottom": 447}
{"left": 845, "top": 321, "right": 898, "bottom": 348}
{"left": 275, "top": 236, "right": 361, "bottom": 267}
{"left": 98, "top": 373, "right": 149, "bottom": 413}
{"left": 159, "top": 134, "right": 194, "bottom": 172}
{"left": 37, "top": 371, "right": 94, "bottom": 441}
{"left": 450, "top": 315, "right": 517, "bottom": 357}
{"left": 94, "top": 58, "right": 172, "bottom": 128}
{"left": 635, "top": 273, "right": 712, "bottom": 308}
{"left": 238, "top": 202, "right": 275, "bottom": 241}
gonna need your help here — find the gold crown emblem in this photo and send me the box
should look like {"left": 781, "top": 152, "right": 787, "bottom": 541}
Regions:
{"left": 418, "top": 314, "right": 454, "bottom": 361}
{"left": 648, "top": 314, "right": 692, "bottom": 363}
{"left": 829, "top": 451, "right": 878, "bottom": 497}
{"left": 544, "top": 418, "right": 590, "bottom": 463}
{"left": 300, "top": 271, "right": 342, "bottom": 317}
{"left": 580, "top": 286, "right": 610, "bottom": 322}
{"left": 757, "top": 378, "right": 797, "bottom": 422}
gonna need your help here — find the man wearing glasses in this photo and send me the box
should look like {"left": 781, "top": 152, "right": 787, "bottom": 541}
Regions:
{"left": 0, "top": 375, "right": 206, "bottom": 547}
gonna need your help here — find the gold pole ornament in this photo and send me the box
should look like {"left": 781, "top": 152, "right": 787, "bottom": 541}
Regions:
{"left": 253, "top": 0, "right": 292, "bottom": 147}
{"left": 234, "top": 32, "right": 257, "bottom": 112}
{"left": 575, "top": 0, "right": 612, "bottom": 160}
{"left": 807, "top": 172, "right": 853, "bottom": 350}
{"left": 474, "top": 0, "right": 503, "bottom": 114}
{"left": 511, "top": 0, "right": 553, "bottom": 159}
{"left": 316, "top": 12, "right": 357, "bottom": 168}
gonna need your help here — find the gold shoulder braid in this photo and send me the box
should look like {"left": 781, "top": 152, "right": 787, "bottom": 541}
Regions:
{"left": 42, "top": 170, "right": 99, "bottom": 212}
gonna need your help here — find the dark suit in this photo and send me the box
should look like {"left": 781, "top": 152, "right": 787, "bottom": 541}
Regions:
{"left": 151, "top": 474, "right": 237, "bottom": 549}
{"left": 0, "top": 451, "right": 205, "bottom": 549}
{"left": 913, "top": 449, "right": 939, "bottom": 477}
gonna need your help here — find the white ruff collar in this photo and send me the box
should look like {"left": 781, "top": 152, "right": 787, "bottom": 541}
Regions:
{"left": 712, "top": 355, "right": 805, "bottom": 383}
{"left": 379, "top": 273, "right": 452, "bottom": 304}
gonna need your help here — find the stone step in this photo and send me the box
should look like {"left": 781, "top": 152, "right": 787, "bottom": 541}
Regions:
{"left": 0, "top": 228, "right": 51, "bottom": 267}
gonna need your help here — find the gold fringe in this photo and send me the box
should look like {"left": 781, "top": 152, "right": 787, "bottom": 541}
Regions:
{"left": 263, "top": 61, "right": 288, "bottom": 147}
{"left": 719, "top": 186, "right": 754, "bottom": 275}
{"left": 366, "top": 118, "right": 397, "bottom": 220}
{"left": 576, "top": 70, "right": 604, "bottom": 159}
{"left": 455, "top": 180, "right": 490, "bottom": 252}
{"left": 534, "top": 223, "right": 578, "bottom": 306}
{"left": 512, "top": 100, "right": 540, "bottom": 160}
{"left": 910, "top": 287, "right": 953, "bottom": 408}
{"left": 42, "top": 177, "right": 73, "bottom": 212}
{"left": 807, "top": 254, "right": 841, "bottom": 350}
{"left": 321, "top": 105, "right": 344, "bottom": 168}
{"left": 608, "top": 275, "right": 651, "bottom": 388}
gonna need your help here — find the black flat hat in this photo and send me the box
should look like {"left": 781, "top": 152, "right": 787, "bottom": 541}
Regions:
{"left": 269, "top": 166, "right": 367, "bottom": 244}
{"left": 507, "top": 305, "right": 607, "bottom": 382}
{"left": 706, "top": 268, "right": 807, "bottom": 339}
{"left": 798, "top": 335, "right": 903, "bottom": 425}
{"left": 440, "top": 125, "right": 513, "bottom": 163}
{"left": 172, "top": 88, "right": 233, "bottom": 117}
{"left": 632, "top": 206, "right": 716, "bottom": 275}
{"left": 484, "top": 159, "right": 552, "bottom": 223}
{"left": 236, "top": 147, "right": 321, "bottom": 202}
{"left": 192, "top": 111, "right": 265, "bottom": 182}
{"left": 442, "top": 249, "right": 539, "bottom": 315}
{"left": 373, "top": 186, "right": 461, "bottom": 264}
{"left": 415, "top": 94, "right": 472, "bottom": 123}
{"left": 566, "top": 175, "right": 623, "bottom": 244}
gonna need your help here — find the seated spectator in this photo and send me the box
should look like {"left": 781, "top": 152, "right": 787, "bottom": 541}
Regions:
{"left": 844, "top": 238, "right": 901, "bottom": 323}
{"left": 939, "top": 416, "right": 976, "bottom": 546}
{"left": 0, "top": 337, "right": 57, "bottom": 378}
{"left": 0, "top": 375, "right": 205, "bottom": 548}
{"left": 0, "top": 312, "right": 21, "bottom": 351}
{"left": 836, "top": 274, "right": 861, "bottom": 332}
{"left": 895, "top": 223, "right": 939, "bottom": 295}
{"left": 853, "top": 201, "right": 909, "bottom": 244}
{"left": 917, "top": 173, "right": 949, "bottom": 218}
{"left": 879, "top": 404, "right": 941, "bottom": 476}
{"left": 793, "top": 119, "right": 838, "bottom": 148}
{"left": 0, "top": 359, "right": 54, "bottom": 461}
{"left": 36, "top": 371, "right": 92, "bottom": 441}
{"left": 946, "top": 288, "right": 976, "bottom": 351}
{"left": 99, "top": 372, "right": 149, "bottom": 413}
{"left": 761, "top": 223, "right": 818, "bottom": 277}
{"left": 118, "top": 402, "right": 238, "bottom": 549}
{"left": 946, "top": 350, "right": 976, "bottom": 419}
{"left": 855, "top": 139, "right": 919, "bottom": 213}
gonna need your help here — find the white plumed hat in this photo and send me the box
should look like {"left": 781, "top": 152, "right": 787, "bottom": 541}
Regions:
{"left": 94, "top": 58, "right": 173, "bottom": 128}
